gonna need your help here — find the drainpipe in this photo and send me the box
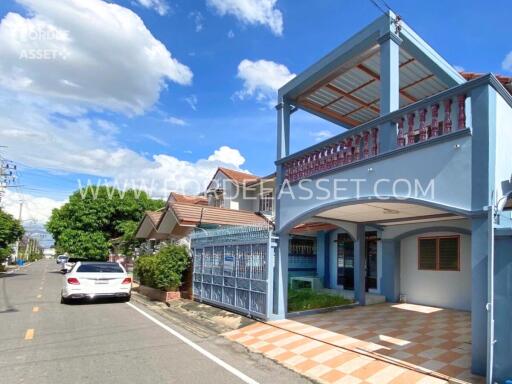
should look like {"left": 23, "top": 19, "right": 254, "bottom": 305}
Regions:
{"left": 486, "top": 197, "right": 495, "bottom": 384}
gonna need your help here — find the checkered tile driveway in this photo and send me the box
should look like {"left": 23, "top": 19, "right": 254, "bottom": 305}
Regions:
{"left": 224, "top": 303, "right": 484, "bottom": 384}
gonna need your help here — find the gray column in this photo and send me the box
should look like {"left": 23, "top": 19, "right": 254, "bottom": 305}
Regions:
{"left": 378, "top": 32, "right": 401, "bottom": 115}
{"left": 378, "top": 32, "right": 402, "bottom": 153}
{"left": 380, "top": 239, "right": 400, "bottom": 302}
{"left": 354, "top": 224, "right": 366, "bottom": 305}
{"left": 471, "top": 217, "right": 488, "bottom": 375}
{"left": 276, "top": 100, "right": 291, "bottom": 160}
{"left": 273, "top": 232, "right": 289, "bottom": 319}
{"left": 316, "top": 231, "right": 326, "bottom": 286}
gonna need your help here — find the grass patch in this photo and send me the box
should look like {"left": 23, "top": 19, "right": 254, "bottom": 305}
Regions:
{"left": 288, "top": 289, "right": 353, "bottom": 312}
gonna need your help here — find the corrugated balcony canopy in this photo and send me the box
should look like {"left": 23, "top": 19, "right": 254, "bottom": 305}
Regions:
{"left": 280, "top": 11, "right": 466, "bottom": 129}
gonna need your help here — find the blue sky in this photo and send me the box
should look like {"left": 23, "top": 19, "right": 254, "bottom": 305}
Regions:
{"left": 0, "top": 0, "right": 511, "bottom": 228}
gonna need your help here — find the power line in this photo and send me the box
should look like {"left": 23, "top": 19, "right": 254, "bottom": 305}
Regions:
{"left": 368, "top": 0, "right": 389, "bottom": 15}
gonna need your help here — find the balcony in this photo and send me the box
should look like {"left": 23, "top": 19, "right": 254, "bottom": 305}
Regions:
{"left": 277, "top": 80, "right": 477, "bottom": 184}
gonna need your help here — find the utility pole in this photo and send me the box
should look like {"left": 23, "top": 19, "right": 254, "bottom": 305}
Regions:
{"left": 13, "top": 202, "right": 23, "bottom": 263}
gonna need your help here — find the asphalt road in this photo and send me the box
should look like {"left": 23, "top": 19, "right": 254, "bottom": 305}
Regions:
{"left": 0, "top": 260, "right": 310, "bottom": 384}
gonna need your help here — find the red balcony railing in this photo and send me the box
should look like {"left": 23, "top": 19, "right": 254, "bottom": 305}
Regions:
{"left": 282, "top": 92, "right": 468, "bottom": 183}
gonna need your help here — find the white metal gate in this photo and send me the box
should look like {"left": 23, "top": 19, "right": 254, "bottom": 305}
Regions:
{"left": 191, "top": 226, "right": 274, "bottom": 320}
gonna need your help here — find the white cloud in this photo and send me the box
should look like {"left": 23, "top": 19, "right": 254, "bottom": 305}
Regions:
{"left": 453, "top": 65, "right": 465, "bottom": 72}
{"left": 0, "top": 0, "right": 252, "bottom": 209}
{"left": 310, "top": 130, "right": 333, "bottom": 142}
{"left": 189, "top": 11, "right": 204, "bottom": 32}
{"left": 135, "top": 0, "right": 170, "bottom": 15}
{"left": 207, "top": 0, "right": 283, "bottom": 36}
{"left": 184, "top": 94, "right": 198, "bottom": 110}
{"left": 165, "top": 116, "right": 187, "bottom": 126}
{"left": 142, "top": 134, "right": 169, "bottom": 147}
{"left": 0, "top": 0, "right": 192, "bottom": 115}
{"left": 0, "top": 91, "right": 250, "bottom": 198}
{"left": 227, "top": 29, "right": 235, "bottom": 38}
{"left": 502, "top": 51, "right": 512, "bottom": 72}
{"left": 236, "top": 59, "right": 295, "bottom": 107}
{"left": 2, "top": 189, "right": 65, "bottom": 225}
{"left": 207, "top": 146, "right": 245, "bottom": 167}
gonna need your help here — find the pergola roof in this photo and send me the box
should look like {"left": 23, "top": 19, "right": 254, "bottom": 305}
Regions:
{"left": 280, "top": 11, "right": 465, "bottom": 129}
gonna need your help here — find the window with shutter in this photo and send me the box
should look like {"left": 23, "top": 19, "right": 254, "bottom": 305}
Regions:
{"left": 418, "top": 238, "right": 437, "bottom": 270}
{"left": 418, "top": 236, "right": 460, "bottom": 271}
{"left": 439, "top": 237, "right": 459, "bottom": 271}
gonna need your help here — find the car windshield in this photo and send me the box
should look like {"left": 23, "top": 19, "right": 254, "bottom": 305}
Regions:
{"left": 76, "top": 263, "right": 124, "bottom": 273}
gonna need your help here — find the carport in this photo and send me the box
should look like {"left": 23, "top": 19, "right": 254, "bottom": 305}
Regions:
{"left": 228, "top": 303, "right": 484, "bottom": 383}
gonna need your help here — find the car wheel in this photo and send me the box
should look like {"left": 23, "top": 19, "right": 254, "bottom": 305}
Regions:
{"left": 60, "top": 295, "right": 69, "bottom": 304}
{"left": 122, "top": 295, "right": 131, "bottom": 302}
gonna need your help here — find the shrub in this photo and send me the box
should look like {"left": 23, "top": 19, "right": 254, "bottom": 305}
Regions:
{"left": 135, "top": 244, "right": 190, "bottom": 291}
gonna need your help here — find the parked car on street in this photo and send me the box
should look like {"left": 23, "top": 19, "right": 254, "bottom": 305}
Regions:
{"left": 56, "top": 255, "right": 68, "bottom": 264}
{"left": 61, "top": 261, "right": 131, "bottom": 304}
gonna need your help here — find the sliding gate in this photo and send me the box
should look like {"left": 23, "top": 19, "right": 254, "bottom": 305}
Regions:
{"left": 191, "top": 226, "right": 275, "bottom": 320}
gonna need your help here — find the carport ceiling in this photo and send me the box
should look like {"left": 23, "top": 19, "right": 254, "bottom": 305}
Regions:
{"left": 296, "top": 47, "right": 451, "bottom": 128}
{"left": 315, "top": 202, "right": 461, "bottom": 225}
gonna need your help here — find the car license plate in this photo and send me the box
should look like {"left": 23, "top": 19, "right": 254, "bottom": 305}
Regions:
{"left": 95, "top": 280, "right": 108, "bottom": 285}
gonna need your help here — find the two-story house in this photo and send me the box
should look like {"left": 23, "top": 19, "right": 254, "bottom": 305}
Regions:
{"left": 271, "top": 11, "right": 512, "bottom": 381}
{"left": 135, "top": 167, "right": 276, "bottom": 249}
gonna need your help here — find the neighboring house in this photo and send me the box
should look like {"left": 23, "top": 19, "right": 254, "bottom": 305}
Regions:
{"left": 135, "top": 169, "right": 275, "bottom": 251}
{"left": 270, "top": 11, "right": 512, "bottom": 381}
{"left": 206, "top": 167, "right": 276, "bottom": 218}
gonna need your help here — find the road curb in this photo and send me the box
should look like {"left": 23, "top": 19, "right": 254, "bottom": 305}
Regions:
{"left": 130, "top": 292, "right": 216, "bottom": 338}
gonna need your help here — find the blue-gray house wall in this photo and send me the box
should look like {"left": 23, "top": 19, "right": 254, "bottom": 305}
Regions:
{"left": 493, "top": 230, "right": 512, "bottom": 382}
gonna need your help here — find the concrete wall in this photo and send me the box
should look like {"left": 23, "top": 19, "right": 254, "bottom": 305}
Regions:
{"left": 493, "top": 232, "right": 512, "bottom": 382}
{"left": 494, "top": 93, "right": 512, "bottom": 201}
{"left": 400, "top": 231, "right": 471, "bottom": 310}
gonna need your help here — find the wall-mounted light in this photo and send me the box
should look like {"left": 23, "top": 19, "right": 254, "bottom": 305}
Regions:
{"left": 494, "top": 191, "right": 512, "bottom": 224}
{"left": 368, "top": 167, "right": 374, "bottom": 172}
{"left": 497, "top": 191, "right": 512, "bottom": 212}
{"left": 453, "top": 144, "right": 461, "bottom": 149}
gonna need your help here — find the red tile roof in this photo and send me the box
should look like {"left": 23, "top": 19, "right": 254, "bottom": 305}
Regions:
{"left": 460, "top": 71, "right": 512, "bottom": 94}
{"left": 290, "top": 222, "right": 338, "bottom": 234}
{"left": 146, "top": 211, "right": 163, "bottom": 225}
{"left": 168, "top": 192, "right": 207, "bottom": 205}
{"left": 217, "top": 167, "right": 260, "bottom": 184}
{"left": 171, "top": 202, "right": 270, "bottom": 227}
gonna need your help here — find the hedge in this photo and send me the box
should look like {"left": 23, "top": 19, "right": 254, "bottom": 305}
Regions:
{"left": 135, "top": 244, "right": 190, "bottom": 291}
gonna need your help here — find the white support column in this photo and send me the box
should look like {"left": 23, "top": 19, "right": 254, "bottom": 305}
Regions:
{"left": 276, "top": 100, "right": 291, "bottom": 160}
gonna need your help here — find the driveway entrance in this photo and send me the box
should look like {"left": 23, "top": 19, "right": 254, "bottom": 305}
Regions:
{"left": 226, "top": 303, "right": 484, "bottom": 383}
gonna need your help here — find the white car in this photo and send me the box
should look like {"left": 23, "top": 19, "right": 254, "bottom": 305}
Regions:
{"left": 61, "top": 261, "right": 131, "bottom": 303}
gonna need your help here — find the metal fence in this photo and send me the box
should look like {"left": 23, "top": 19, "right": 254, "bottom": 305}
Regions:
{"left": 191, "top": 225, "right": 274, "bottom": 320}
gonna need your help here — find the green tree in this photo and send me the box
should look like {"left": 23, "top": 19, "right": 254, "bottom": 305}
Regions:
{"left": 46, "top": 187, "right": 164, "bottom": 260}
{"left": 0, "top": 209, "right": 24, "bottom": 260}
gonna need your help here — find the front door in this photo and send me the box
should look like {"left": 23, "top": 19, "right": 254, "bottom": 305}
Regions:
{"left": 337, "top": 234, "right": 354, "bottom": 290}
